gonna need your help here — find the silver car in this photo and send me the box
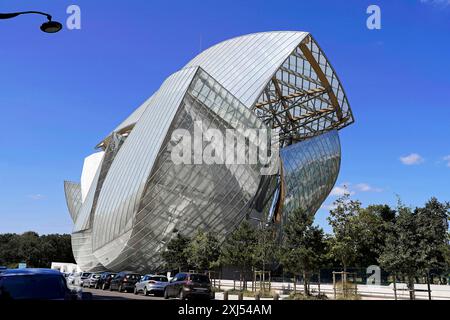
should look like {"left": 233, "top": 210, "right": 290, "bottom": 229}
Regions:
{"left": 82, "top": 273, "right": 101, "bottom": 288}
{"left": 73, "top": 272, "right": 92, "bottom": 287}
{"left": 134, "top": 275, "right": 168, "bottom": 296}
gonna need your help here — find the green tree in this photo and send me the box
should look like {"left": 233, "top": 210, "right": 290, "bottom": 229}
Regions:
{"left": 0, "top": 233, "right": 20, "bottom": 267}
{"left": 327, "top": 192, "right": 361, "bottom": 272}
{"left": 186, "top": 230, "right": 221, "bottom": 272}
{"left": 415, "top": 198, "right": 449, "bottom": 284}
{"left": 254, "top": 224, "right": 279, "bottom": 272}
{"left": 379, "top": 198, "right": 449, "bottom": 299}
{"left": 161, "top": 233, "right": 191, "bottom": 273}
{"left": 13, "top": 231, "right": 42, "bottom": 267}
{"left": 281, "top": 208, "right": 327, "bottom": 295}
{"left": 220, "top": 221, "right": 258, "bottom": 289}
{"left": 0, "top": 232, "right": 74, "bottom": 268}
{"left": 352, "top": 205, "right": 394, "bottom": 268}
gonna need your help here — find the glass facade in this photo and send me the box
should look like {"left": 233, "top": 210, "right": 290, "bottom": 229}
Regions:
{"left": 280, "top": 130, "right": 341, "bottom": 228}
{"left": 64, "top": 31, "right": 354, "bottom": 272}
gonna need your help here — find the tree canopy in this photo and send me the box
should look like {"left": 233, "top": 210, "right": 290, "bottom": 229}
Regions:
{"left": 0, "top": 232, "right": 74, "bottom": 268}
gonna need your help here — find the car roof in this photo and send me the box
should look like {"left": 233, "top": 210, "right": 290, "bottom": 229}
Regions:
{"left": 0, "top": 268, "right": 62, "bottom": 276}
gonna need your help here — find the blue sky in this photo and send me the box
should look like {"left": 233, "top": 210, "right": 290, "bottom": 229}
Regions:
{"left": 0, "top": 0, "right": 449, "bottom": 234}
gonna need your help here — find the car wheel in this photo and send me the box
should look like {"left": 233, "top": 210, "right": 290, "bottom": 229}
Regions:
{"left": 164, "top": 288, "right": 169, "bottom": 299}
{"left": 134, "top": 287, "right": 138, "bottom": 295}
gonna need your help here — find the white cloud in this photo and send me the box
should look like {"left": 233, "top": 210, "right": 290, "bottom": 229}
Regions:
{"left": 420, "top": 0, "right": 450, "bottom": 7}
{"left": 443, "top": 155, "right": 450, "bottom": 167}
{"left": 420, "top": 0, "right": 450, "bottom": 6}
{"left": 400, "top": 153, "right": 424, "bottom": 165}
{"left": 354, "top": 183, "right": 383, "bottom": 193}
{"left": 330, "top": 185, "right": 354, "bottom": 196}
{"left": 321, "top": 203, "right": 337, "bottom": 211}
{"left": 28, "top": 194, "right": 45, "bottom": 200}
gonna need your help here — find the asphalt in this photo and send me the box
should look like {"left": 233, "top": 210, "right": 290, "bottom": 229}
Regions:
{"left": 82, "top": 287, "right": 165, "bottom": 300}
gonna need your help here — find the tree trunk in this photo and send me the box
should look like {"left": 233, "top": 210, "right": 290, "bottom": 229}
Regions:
{"left": 303, "top": 271, "right": 308, "bottom": 295}
{"left": 393, "top": 274, "right": 397, "bottom": 301}
{"left": 426, "top": 272, "right": 432, "bottom": 301}
{"left": 293, "top": 275, "right": 297, "bottom": 294}
{"left": 318, "top": 272, "right": 321, "bottom": 295}
{"left": 408, "top": 276, "right": 415, "bottom": 300}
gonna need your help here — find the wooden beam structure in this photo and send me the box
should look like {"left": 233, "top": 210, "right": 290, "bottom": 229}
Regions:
{"left": 299, "top": 39, "right": 343, "bottom": 121}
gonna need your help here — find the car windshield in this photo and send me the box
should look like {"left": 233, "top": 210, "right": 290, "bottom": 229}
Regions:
{"left": 81, "top": 273, "right": 91, "bottom": 277}
{"left": 189, "top": 274, "right": 210, "bottom": 284}
{"left": 108, "top": 274, "right": 116, "bottom": 278}
{"left": 150, "top": 276, "right": 168, "bottom": 282}
{"left": 0, "top": 275, "right": 67, "bottom": 300}
{"left": 126, "top": 274, "right": 140, "bottom": 280}
{"left": 92, "top": 274, "right": 100, "bottom": 279}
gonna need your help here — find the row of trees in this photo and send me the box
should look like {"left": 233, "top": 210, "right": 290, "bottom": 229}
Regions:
{"left": 0, "top": 232, "right": 75, "bottom": 268}
{"left": 161, "top": 195, "right": 450, "bottom": 298}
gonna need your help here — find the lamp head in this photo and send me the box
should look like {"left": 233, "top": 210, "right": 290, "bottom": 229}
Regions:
{"left": 40, "top": 20, "right": 62, "bottom": 33}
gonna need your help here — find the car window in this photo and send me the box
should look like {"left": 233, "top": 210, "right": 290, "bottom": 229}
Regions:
{"left": 176, "top": 274, "right": 187, "bottom": 281}
{"left": 125, "top": 274, "right": 140, "bottom": 280}
{"left": 92, "top": 274, "right": 100, "bottom": 279}
{"left": 189, "top": 274, "right": 210, "bottom": 284}
{"left": 150, "top": 276, "right": 168, "bottom": 282}
{"left": 0, "top": 275, "right": 67, "bottom": 300}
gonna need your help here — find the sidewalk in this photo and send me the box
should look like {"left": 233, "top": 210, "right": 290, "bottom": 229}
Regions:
{"left": 212, "top": 280, "right": 450, "bottom": 300}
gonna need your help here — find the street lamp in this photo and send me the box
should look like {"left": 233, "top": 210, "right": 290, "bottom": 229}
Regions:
{"left": 0, "top": 11, "right": 62, "bottom": 33}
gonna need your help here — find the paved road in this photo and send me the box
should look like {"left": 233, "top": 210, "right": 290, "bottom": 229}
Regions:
{"left": 82, "top": 287, "right": 165, "bottom": 300}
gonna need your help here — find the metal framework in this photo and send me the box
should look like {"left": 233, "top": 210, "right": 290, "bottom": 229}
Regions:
{"left": 253, "top": 35, "right": 353, "bottom": 146}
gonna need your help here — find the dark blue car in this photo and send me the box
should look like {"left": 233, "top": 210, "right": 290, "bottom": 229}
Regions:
{"left": 0, "top": 268, "right": 91, "bottom": 300}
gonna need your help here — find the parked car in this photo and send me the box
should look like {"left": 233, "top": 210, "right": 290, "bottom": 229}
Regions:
{"left": 66, "top": 273, "right": 76, "bottom": 285}
{"left": 134, "top": 274, "right": 168, "bottom": 296}
{"left": 110, "top": 272, "right": 141, "bottom": 293}
{"left": 82, "top": 273, "right": 101, "bottom": 288}
{"left": 164, "top": 273, "right": 214, "bottom": 300}
{"left": 97, "top": 272, "right": 117, "bottom": 290}
{"left": 74, "top": 272, "right": 92, "bottom": 287}
{"left": 0, "top": 268, "right": 92, "bottom": 300}
{"left": 0, "top": 267, "right": 7, "bottom": 274}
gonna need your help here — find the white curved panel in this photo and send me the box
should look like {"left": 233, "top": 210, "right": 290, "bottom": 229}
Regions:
{"left": 81, "top": 151, "right": 104, "bottom": 202}
{"left": 91, "top": 67, "right": 199, "bottom": 265}
{"left": 185, "top": 31, "right": 308, "bottom": 107}
{"left": 113, "top": 94, "right": 155, "bottom": 133}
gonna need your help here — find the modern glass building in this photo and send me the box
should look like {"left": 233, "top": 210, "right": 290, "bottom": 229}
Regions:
{"left": 64, "top": 31, "right": 354, "bottom": 272}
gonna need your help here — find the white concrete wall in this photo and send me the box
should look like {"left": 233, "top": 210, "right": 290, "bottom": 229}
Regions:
{"left": 50, "top": 262, "right": 82, "bottom": 274}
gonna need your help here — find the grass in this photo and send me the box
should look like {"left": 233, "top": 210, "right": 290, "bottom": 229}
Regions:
{"left": 225, "top": 289, "right": 277, "bottom": 298}
{"left": 333, "top": 282, "right": 361, "bottom": 300}
{"left": 284, "top": 292, "right": 329, "bottom": 300}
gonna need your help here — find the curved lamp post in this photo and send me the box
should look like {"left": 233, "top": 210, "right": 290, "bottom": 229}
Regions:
{"left": 0, "top": 11, "right": 62, "bottom": 33}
